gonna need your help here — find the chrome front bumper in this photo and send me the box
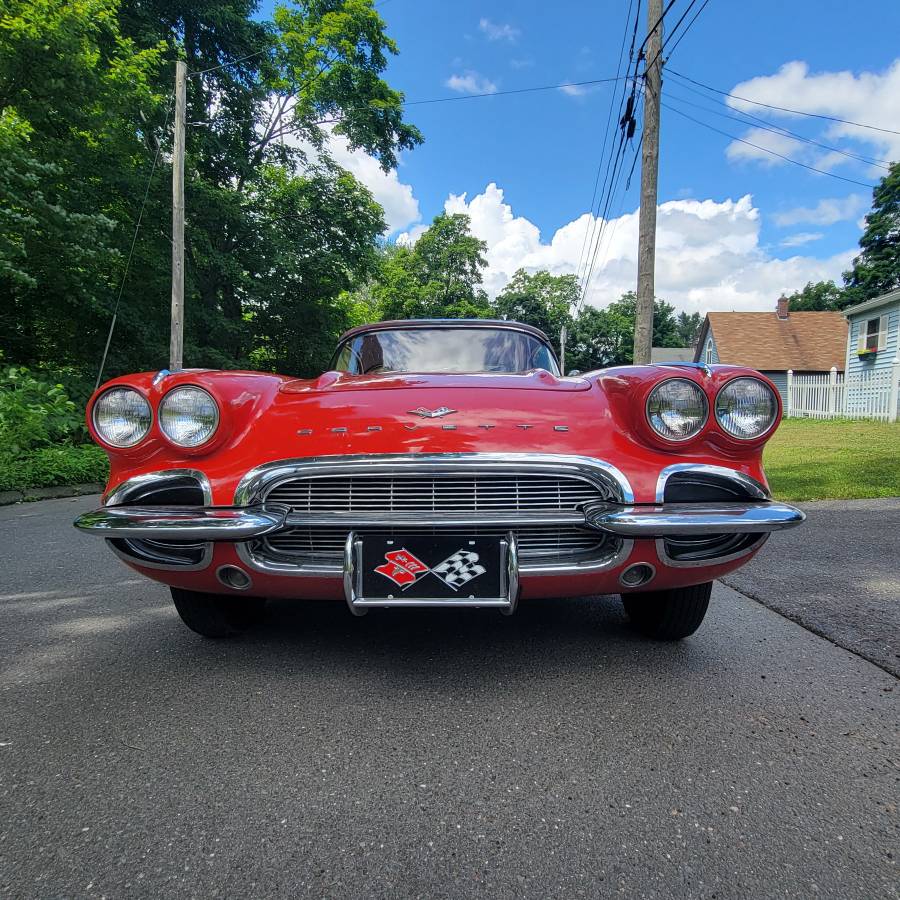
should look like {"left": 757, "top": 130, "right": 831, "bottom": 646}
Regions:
{"left": 75, "top": 499, "right": 804, "bottom": 541}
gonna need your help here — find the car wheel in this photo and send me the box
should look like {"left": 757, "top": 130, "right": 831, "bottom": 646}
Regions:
{"left": 621, "top": 582, "right": 712, "bottom": 640}
{"left": 170, "top": 587, "right": 266, "bottom": 638}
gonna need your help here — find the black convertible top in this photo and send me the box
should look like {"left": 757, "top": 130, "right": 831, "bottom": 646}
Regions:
{"left": 337, "top": 319, "right": 553, "bottom": 346}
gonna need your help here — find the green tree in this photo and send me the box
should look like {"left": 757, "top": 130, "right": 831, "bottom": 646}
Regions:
{"left": 784, "top": 280, "right": 846, "bottom": 311}
{"left": 495, "top": 269, "right": 578, "bottom": 351}
{"left": 567, "top": 292, "right": 683, "bottom": 371}
{"left": 0, "top": 0, "right": 421, "bottom": 381}
{"left": 674, "top": 311, "right": 702, "bottom": 347}
{"left": 843, "top": 161, "right": 900, "bottom": 304}
{"left": 374, "top": 213, "right": 492, "bottom": 320}
{"left": 0, "top": 0, "right": 165, "bottom": 376}
{"left": 249, "top": 162, "right": 385, "bottom": 375}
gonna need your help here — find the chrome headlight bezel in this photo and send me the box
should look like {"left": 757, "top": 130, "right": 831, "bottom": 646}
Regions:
{"left": 91, "top": 387, "right": 153, "bottom": 448}
{"left": 158, "top": 386, "right": 220, "bottom": 448}
{"left": 645, "top": 377, "right": 709, "bottom": 443}
{"left": 714, "top": 377, "right": 779, "bottom": 440}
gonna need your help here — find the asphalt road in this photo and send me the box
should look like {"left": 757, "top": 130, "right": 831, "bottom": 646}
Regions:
{"left": 1, "top": 496, "right": 897, "bottom": 899}
{"left": 723, "top": 497, "right": 900, "bottom": 678}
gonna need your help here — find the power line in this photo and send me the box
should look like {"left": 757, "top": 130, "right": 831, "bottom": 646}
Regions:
{"left": 405, "top": 75, "right": 625, "bottom": 106}
{"left": 667, "top": 68, "right": 900, "bottom": 136}
{"left": 645, "top": 0, "right": 702, "bottom": 71}
{"left": 95, "top": 94, "right": 174, "bottom": 390}
{"left": 189, "top": 48, "right": 268, "bottom": 77}
{"left": 634, "top": 0, "right": 677, "bottom": 63}
{"left": 573, "top": 0, "right": 639, "bottom": 295}
{"left": 575, "top": 3, "right": 644, "bottom": 313}
{"left": 662, "top": 101, "right": 877, "bottom": 188}
{"left": 578, "top": 91, "right": 645, "bottom": 314}
{"left": 662, "top": 0, "right": 711, "bottom": 60}
{"left": 664, "top": 88, "right": 892, "bottom": 169}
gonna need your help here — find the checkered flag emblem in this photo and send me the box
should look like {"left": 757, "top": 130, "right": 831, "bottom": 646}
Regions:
{"left": 430, "top": 550, "right": 486, "bottom": 591}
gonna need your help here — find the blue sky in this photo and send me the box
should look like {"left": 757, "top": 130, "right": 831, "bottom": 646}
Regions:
{"left": 261, "top": 0, "right": 900, "bottom": 312}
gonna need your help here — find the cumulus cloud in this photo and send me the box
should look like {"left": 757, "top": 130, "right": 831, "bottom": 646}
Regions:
{"left": 558, "top": 81, "right": 601, "bottom": 98}
{"left": 285, "top": 123, "right": 420, "bottom": 235}
{"left": 772, "top": 194, "right": 869, "bottom": 227}
{"left": 431, "top": 183, "right": 853, "bottom": 313}
{"left": 723, "top": 59, "right": 900, "bottom": 166}
{"left": 478, "top": 18, "right": 520, "bottom": 42}
{"left": 780, "top": 232, "right": 824, "bottom": 247}
{"left": 445, "top": 71, "right": 498, "bottom": 95}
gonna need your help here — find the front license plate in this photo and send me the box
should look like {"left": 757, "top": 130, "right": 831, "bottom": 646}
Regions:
{"left": 352, "top": 533, "right": 511, "bottom": 607}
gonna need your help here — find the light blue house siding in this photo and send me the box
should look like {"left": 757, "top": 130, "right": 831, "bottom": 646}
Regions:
{"left": 844, "top": 291, "right": 900, "bottom": 379}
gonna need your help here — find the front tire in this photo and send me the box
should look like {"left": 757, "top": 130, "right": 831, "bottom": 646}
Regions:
{"left": 170, "top": 587, "right": 266, "bottom": 638}
{"left": 621, "top": 582, "right": 712, "bottom": 640}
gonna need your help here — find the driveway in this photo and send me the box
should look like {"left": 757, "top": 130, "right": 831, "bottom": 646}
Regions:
{"left": 723, "top": 497, "right": 900, "bottom": 677}
{"left": 0, "top": 496, "right": 897, "bottom": 899}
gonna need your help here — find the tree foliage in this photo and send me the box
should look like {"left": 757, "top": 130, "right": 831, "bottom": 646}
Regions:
{"left": 372, "top": 213, "right": 493, "bottom": 320}
{"left": 0, "top": 0, "right": 421, "bottom": 384}
{"left": 843, "top": 160, "right": 900, "bottom": 305}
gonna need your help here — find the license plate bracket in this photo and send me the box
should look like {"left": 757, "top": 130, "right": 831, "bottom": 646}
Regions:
{"left": 344, "top": 532, "right": 518, "bottom": 614}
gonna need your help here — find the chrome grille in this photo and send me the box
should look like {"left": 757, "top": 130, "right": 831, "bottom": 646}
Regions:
{"left": 260, "top": 525, "right": 609, "bottom": 563}
{"left": 264, "top": 473, "right": 610, "bottom": 513}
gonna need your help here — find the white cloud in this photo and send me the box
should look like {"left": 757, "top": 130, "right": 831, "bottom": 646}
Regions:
{"left": 285, "top": 122, "right": 420, "bottom": 236}
{"left": 558, "top": 81, "right": 600, "bottom": 98}
{"left": 772, "top": 194, "right": 868, "bottom": 227}
{"left": 445, "top": 71, "right": 498, "bottom": 95}
{"left": 724, "top": 59, "right": 900, "bottom": 165}
{"left": 435, "top": 183, "right": 854, "bottom": 313}
{"left": 478, "top": 18, "right": 520, "bottom": 42}
{"left": 780, "top": 232, "right": 823, "bottom": 247}
{"left": 725, "top": 127, "right": 810, "bottom": 167}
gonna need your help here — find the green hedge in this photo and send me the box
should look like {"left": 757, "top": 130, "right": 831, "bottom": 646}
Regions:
{"left": 0, "top": 444, "right": 109, "bottom": 492}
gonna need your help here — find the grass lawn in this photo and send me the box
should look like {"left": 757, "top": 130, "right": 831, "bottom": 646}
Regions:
{"left": 764, "top": 418, "right": 900, "bottom": 501}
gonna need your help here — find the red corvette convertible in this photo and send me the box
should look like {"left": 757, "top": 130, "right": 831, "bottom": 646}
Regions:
{"left": 75, "top": 318, "right": 803, "bottom": 640}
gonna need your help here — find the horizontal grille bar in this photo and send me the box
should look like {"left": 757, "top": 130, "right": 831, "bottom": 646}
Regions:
{"left": 264, "top": 473, "right": 609, "bottom": 514}
{"left": 260, "top": 526, "right": 608, "bottom": 563}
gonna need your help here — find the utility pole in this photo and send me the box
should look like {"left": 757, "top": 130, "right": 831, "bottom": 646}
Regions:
{"left": 560, "top": 324, "right": 567, "bottom": 374}
{"left": 170, "top": 60, "right": 187, "bottom": 371}
{"left": 634, "top": 0, "right": 663, "bottom": 365}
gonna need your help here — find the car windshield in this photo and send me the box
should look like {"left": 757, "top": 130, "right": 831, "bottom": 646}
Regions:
{"left": 331, "top": 327, "right": 560, "bottom": 375}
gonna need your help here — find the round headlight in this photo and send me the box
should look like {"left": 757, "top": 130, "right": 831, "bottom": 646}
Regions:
{"left": 646, "top": 378, "right": 708, "bottom": 442}
{"left": 159, "top": 387, "right": 219, "bottom": 447}
{"left": 92, "top": 388, "right": 152, "bottom": 448}
{"left": 715, "top": 377, "right": 778, "bottom": 439}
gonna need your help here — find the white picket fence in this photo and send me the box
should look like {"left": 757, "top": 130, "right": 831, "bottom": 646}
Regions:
{"left": 786, "top": 362, "right": 900, "bottom": 421}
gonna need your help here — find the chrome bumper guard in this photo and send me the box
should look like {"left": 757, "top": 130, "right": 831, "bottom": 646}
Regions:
{"left": 584, "top": 501, "right": 805, "bottom": 536}
{"left": 75, "top": 499, "right": 804, "bottom": 541}
{"left": 74, "top": 505, "right": 286, "bottom": 541}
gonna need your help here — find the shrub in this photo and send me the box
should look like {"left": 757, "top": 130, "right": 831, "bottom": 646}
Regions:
{"left": 0, "top": 366, "right": 85, "bottom": 453}
{"left": 0, "top": 444, "right": 108, "bottom": 492}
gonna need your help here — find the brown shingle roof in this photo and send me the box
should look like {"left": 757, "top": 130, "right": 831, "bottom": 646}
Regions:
{"left": 700, "top": 311, "right": 848, "bottom": 371}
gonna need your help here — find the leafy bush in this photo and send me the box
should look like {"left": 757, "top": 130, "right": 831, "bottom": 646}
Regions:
{"left": 0, "top": 365, "right": 85, "bottom": 453}
{"left": 0, "top": 444, "right": 108, "bottom": 492}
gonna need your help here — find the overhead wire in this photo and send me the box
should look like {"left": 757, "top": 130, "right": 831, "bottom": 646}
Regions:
{"left": 663, "top": 88, "right": 892, "bottom": 169}
{"left": 574, "top": 1, "right": 644, "bottom": 314}
{"left": 572, "top": 0, "right": 639, "bottom": 294}
{"left": 667, "top": 68, "right": 900, "bottom": 136}
{"left": 661, "top": 0, "right": 711, "bottom": 60}
{"left": 662, "top": 102, "right": 877, "bottom": 188}
{"left": 95, "top": 92, "right": 175, "bottom": 390}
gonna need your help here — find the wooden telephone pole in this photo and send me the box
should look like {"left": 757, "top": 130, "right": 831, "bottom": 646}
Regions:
{"left": 170, "top": 60, "right": 187, "bottom": 371}
{"left": 633, "top": 0, "right": 663, "bottom": 365}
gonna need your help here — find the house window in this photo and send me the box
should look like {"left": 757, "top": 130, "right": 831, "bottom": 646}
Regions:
{"left": 705, "top": 340, "right": 713, "bottom": 364}
{"left": 857, "top": 316, "right": 887, "bottom": 355}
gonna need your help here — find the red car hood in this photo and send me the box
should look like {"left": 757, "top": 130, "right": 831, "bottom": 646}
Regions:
{"left": 279, "top": 370, "right": 592, "bottom": 393}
